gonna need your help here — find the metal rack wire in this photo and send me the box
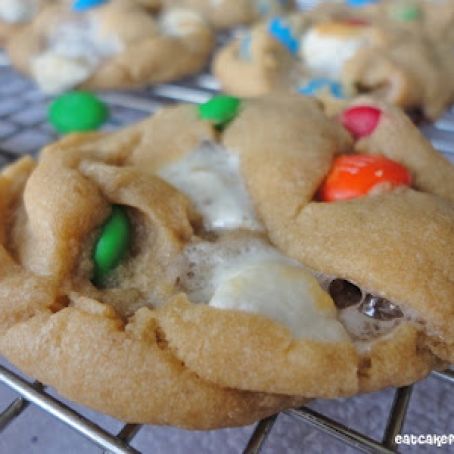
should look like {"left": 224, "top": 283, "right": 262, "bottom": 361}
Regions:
{"left": 0, "top": 61, "right": 453, "bottom": 453}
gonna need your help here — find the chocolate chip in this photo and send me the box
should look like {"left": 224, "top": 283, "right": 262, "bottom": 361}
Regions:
{"left": 360, "top": 295, "right": 404, "bottom": 321}
{"left": 406, "top": 107, "right": 427, "bottom": 125}
{"left": 329, "top": 279, "right": 363, "bottom": 309}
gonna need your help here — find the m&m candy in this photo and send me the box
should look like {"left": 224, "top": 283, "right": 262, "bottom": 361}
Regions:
{"left": 199, "top": 95, "right": 241, "bottom": 128}
{"left": 318, "top": 154, "right": 412, "bottom": 202}
{"left": 298, "top": 78, "right": 344, "bottom": 98}
{"left": 346, "top": 0, "right": 378, "bottom": 7}
{"left": 72, "top": 0, "right": 108, "bottom": 12}
{"left": 49, "top": 91, "right": 109, "bottom": 134}
{"left": 268, "top": 17, "right": 299, "bottom": 55}
{"left": 342, "top": 18, "right": 369, "bottom": 26}
{"left": 92, "top": 205, "right": 131, "bottom": 286}
{"left": 341, "top": 105, "right": 381, "bottom": 139}
{"left": 390, "top": 5, "right": 422, "bottom": 22}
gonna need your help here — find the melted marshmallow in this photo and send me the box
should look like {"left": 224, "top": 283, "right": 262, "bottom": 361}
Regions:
{"left": 159, "top": 8, "right": 205, "bottom": 37}
{"left": 301, "top": 23, "right": 371, "bottom": 79}
{"left": 31, "top": 16, "right": 122, "bottom": 94}
{"left": 0, "top": 0, "right": 37, "bottom": 23}
{"left": 31, "top": 53, "right": 94, "bottom": 94}
{"left": 339, "top": 305, "right": 402, "bottom": 341}
{"left": 181, "top": 236, "right": 350, "bottom": 342}
{"left": 159, "top": 143, "right": 263, "bottom": 231}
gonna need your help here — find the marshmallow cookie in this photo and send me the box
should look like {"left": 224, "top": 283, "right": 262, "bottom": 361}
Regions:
{"left": 0, "top": 105, "right": 307, "bottom": 427}
{"left": 151, "top": 96, "right": 454, "bottom": 398}
{"left": 162, "top": 0, "right": 295, "bottom": 29}
{"left": 336, "top": 0, "right": 454, "bottom": 46}
{"left": 7, "top": 0, "right": 214, "bottom": 94}
{"left": 213, "top": 2, "right": 454, "bottom": 119}
{"left": 0, "top": 95, "right": 453, "bottom": 418}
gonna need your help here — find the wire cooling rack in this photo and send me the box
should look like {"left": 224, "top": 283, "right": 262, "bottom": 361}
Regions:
{"left": 0, "top": 55, "right": 454, "bottom": 453}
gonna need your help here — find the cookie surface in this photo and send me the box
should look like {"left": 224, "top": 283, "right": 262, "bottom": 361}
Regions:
{"left": 0, "top": 0, "right": 56, "bottom": 45}
{"left": 213, "top": 0, "right": 454, "bottom": 119}
{"left": 162, "top": 0, "right": 295, "bottom": 29}
{"left": 0, "top": 95, "right": 453, "bottom": 426}
{"left": 7, "top": 0, "right": 214, "bottom": 93}
{"left": 0, "top": 124, "right": 304, "bottom": 428}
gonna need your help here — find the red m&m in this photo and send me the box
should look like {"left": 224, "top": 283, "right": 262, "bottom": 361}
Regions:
{"left": 341, "top": 106, "right": 381, "bottom": 139}
{"left": 319, "top": 154, "right": 412, "bottom": 202}
{"left": 342, "top": 18, "right": 369, "bottom": 26}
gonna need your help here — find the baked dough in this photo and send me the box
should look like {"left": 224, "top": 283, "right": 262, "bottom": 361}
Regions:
{"left": 132, "top": 0, "right": 162, "bottom": 11}
{"left": 0, "top": 126, "right": 304, "bottom": 428}
{"left": 162, "top": 0, "right": 295, "bottom": 29}
{"left": 6, "top": 0, "right": 214, "bottom": 93}
{"left": 0, "top": 0, "right": 57, "bottom": 45}
{"left": 213, "top": 0, "right": 454, "bottom": 119}
{"left": 0, "top": 95, "right": 453, "bottom": 426}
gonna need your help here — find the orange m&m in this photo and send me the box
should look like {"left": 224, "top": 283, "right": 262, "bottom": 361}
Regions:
{"left": 319, "top": 154, "right": 412, "bottom": 202}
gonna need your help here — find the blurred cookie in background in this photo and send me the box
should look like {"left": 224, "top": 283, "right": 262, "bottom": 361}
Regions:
{"left": 133, "top": 0, "right": 162, "bottom": 10}
{"left": 213, "top": 1, "right": 454, "bottom": 120}
{"left": 163, "top": 0, "right": 295, "bottom": 29}
{"left": 7, "top": 0, "right": 214, "bottom": 94}
{"left": 0, "top": 0, "right": 58, "bottom": 45}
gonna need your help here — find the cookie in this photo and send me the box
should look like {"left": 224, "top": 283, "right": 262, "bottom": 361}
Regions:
{"left": 0, "top": 95, "right": 453, "bottom": 422}
{"left": 0, "top": 0, "right": 56, "bottom": 45}
{"left": 154, "top": 95, "right": 454, "bottom": 397}
{"left": 162, "top": 0, "right": 295, "bottom": 29}
{"left": 132, "top": 0, "right": 162, "bottom": 10}
{"left": 213, "top": 1, "right": 454, "bottom": 119}
{"left": 0, "top": 129, "right": 305, "bottom": 428}
{"left": 7, "top": 0, "right": 214, "bottom": 94}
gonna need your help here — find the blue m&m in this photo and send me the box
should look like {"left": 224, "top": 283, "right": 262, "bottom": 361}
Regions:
{"left": 346, "top": 0, "right": 378, "bottom": 7}
{"left": 298, "top": 79, "right": 344, "bottom": 98}
{"left": 268, "top": 17, "right": 299, "bottom": 55}
{"left": 72, "top": 0, "right": 108, "bottom": 12}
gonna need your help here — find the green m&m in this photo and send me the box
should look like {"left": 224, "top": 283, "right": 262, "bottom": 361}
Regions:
{"left": 390, "top": 4, "right": 422, "bottom": 22}
{"left": 49, "top": 91, "right": 109, "bottom": 134}
{"left": 198, "top": 95, "right": 241, "bottom": 128}
{"left": 92, "top": 205, "right": 131, "bottom": 286}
